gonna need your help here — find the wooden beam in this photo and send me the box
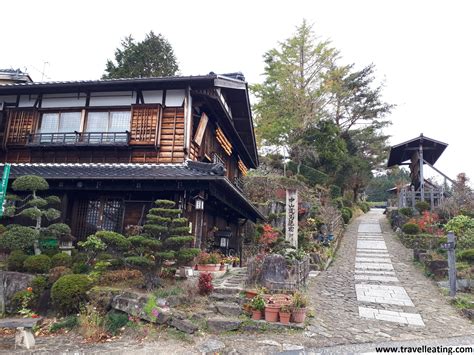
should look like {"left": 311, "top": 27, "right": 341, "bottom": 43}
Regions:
{"left": 423, "top": 159, "right": 456, "bottom": 184}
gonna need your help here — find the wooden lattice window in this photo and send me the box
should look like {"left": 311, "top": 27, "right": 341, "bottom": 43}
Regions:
{"left": 129, "top": 104, "right": 162, "bottom": 146}
{"left": 73, "top": 198, "right": 124, "bottom": 240}
{"left": 5, "top": 110, "right": 39, "bottom": 145}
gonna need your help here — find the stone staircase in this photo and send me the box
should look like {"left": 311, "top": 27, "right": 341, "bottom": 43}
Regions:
{"left": 205, "top": 267, "right": 247, "bottom": 329}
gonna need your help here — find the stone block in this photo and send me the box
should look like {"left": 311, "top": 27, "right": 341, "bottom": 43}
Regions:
{"left": 0, "top": 271, "right": 36, "bottom": 314}
{"left": 207, "top": 318, "right": 242, "bottom": 332}
{"left": 169, "top": 317, "right": 198, "bottom": 334}
{"left": 215, "top": 302, "right": 242, "bottom": 317}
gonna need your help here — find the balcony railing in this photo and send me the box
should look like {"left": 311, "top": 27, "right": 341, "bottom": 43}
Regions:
{"left": 233, "top": 176, "right": 244, "bottom": 191}
{"left": 27, "top": 131, "right": 130, "bottom": 146}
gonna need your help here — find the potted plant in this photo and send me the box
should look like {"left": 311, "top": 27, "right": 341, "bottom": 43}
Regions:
{"left": 196, "top": 251, "right": 221, "bottom": 271}
{"left": 264, "top": 299, "right": 281, "bottom": 323}
{"left": 279, "top": 304, "right": 291, "bottom": 324}
{"left": 250, "top": 294, "right": 265, "bottom": 320}
{"left": 291, "top": 291, "right": 308, "bottom": 323}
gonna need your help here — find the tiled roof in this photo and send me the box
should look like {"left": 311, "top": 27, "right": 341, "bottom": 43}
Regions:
{"left": 4, "top": 161, "right": 226, "bottom": 180}
{"left": 0, "top": 73, "right": 246, "bottom": 88}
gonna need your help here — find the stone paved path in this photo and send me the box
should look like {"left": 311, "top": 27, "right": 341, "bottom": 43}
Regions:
{"left": 1, "top": 210, "right": 472, "bottom": 354}
{"left": 306, "top": 209, "right": 473, "bottom": 346}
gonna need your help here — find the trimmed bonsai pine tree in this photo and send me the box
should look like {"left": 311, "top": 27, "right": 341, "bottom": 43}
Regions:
{"left": 4, "top": 175, "right": 61, "bottom": 255}
{"left": 81, "top": 199, "right": 199, "bottom": 289}
{"left": 136, "top": 199, "right": 200, "bottom": 288}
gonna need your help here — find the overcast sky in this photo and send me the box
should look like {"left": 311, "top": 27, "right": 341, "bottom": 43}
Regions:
{"left": 1, "top": 0, "right": 472, "bottom": 183}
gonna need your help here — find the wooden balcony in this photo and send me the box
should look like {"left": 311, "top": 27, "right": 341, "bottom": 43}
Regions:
{"left": 27, "top": 132, "right": 130, "bottom": 147}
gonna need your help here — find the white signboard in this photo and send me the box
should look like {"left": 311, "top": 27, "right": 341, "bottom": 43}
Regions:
{"left": 285, "top": 189, "right": 298, "bottom": 248}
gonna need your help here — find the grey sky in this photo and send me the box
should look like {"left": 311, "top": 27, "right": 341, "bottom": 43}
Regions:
{"left": 2, "top": 0, "right": 472, "bottom": 183}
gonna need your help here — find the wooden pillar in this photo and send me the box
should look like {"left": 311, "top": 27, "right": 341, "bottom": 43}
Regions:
{"left": 430, "top": 188, "right": 434, "bottom": 210}
{"left": 419, "top": 143, "right": 425, "bottom": 201}
{"left": 60, "top": 193, "right": 68, "bottom": 223}
{"left": 195, "top": 208, "right": 204, "bottom": 250}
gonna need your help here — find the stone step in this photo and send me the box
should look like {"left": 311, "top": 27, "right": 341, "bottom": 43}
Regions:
{"left": 209, "top": 293, "right": 244, "bottom": 305}
{"left": 213, "top": 302, "right": 243, "bottom": 317}
{"left": 212, "top": 286, "right": 243, "bottom": 295}
{"left": 207, "top": 317, "right": 242, "bottom": 332}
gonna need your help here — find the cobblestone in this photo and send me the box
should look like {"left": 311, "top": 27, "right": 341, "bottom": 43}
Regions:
{"left": 1, "top": 209, "right": 471, "bottom": 353}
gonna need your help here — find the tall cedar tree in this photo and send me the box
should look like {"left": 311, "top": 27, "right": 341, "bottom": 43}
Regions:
{"left": 253, "top": 20, "right": 393, "bottom": 201}
{"left": 103, "top": 31, "right": 179, "bottom": 79}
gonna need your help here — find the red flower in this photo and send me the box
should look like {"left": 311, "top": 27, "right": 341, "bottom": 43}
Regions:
{"left": 26, "top": 287, "right": 33, "bottom": 293}
{"left": 31, "top": 314, "right": 39, "bottom": 318}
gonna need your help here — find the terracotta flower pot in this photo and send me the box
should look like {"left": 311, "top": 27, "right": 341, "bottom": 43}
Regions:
{"left": 279, "top": 311, "right": 291, "bottom": 324}
{"left": 245, "top": 290, "right": 258, "bottom": 299}
{"left": 270, "top": 294, "right": 292, "bottom": 306}
{"left": 251, "top": 309, "right": 263, "bottom": 320}
{"left": 292, "top": 308, "right": 306, "bottom": 323}
{"left": 264, "top": 304, "right": 281, "bottom": 322}
{"left": 196, "top": 264, "right": 220, "bottom": 272}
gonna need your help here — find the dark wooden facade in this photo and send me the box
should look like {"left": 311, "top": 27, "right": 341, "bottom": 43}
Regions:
{"left": 0, "top": 74, "right": 262, "bottom": 254}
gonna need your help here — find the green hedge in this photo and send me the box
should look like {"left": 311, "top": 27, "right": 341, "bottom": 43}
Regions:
{"left": 23, "top": 254, "right": 52, "bottom": 273}
{"left": 51, "top": 274, "right": 92, "bottom": 314}
{"left": 402, "top": 223, "right": 420, "bottom": 235}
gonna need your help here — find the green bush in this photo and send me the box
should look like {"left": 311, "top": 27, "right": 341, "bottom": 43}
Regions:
{"left": 31, "top": 275, "right": 48, "bottom": 298}
{"left": 0, "top": 226, "right": 38, "bottom": 252}
{"left": 7, "top": 250, "right": 28, "bottom": 271}
{"left": 23, "top": 254, "right": 51, "bottom": 273}
{"left": 105, "top": 310, "right": 129, "bottom": 335}
{"left": 398, "top": 233, "right": 446, "bottom": 249}
{"left": 49, "top": 266, "right": 72, "bottom": 284}
{"left": 51, "top": 253, "right": 72, "bottom": 268}
{"left": 176, "top": 248, "right": 200, "bottom": 264}
{"left": 50, "top": 316, "right": 78, "bottom": 333}
{"left": 357, "top": 202, "right": 370, "bottom": 213}
{"left": 399, "top": 207, "right": 414, "bottom": 217}
{"left": 457, "top": 249, "right": 474, "bottom": 262}
{"left": 445, "top": 215, "right": 474, "bottom": 237}
{"left": 72, "top": 262, "right": 90, "bottom": 274}
{"left": 329, "top": 185, "right": 341, "bottom": 199}
{"left": 95, "top": 231, "right": 130, "bottom": 251}
{"left": 341, "top": 208, "right": 351, "bottom": 224}
{"left": 342, "top": 198, "right": 353, "bottom": 208}
{"left": 415, "top": 201, "right": 430, "bottom": 213}
{"left": 51, "top": 274, "right": 92, "bottom": 314}
{"left": 402, "top": 223, "right": 421, "bottom": 235}
{"left": 11, "top": 290, "right": 34, "bottom": 312}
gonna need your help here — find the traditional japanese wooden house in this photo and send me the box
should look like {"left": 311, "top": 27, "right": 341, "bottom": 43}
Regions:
{"left": 0, "top": 73, "right": 263, "bottom": 254}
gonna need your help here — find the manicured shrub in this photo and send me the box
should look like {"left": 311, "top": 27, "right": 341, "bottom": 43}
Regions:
{"left": 51, "top": 253, "right": 72, "bottom": 268}
{"left": 198, "top": 272, "right": 213, "bottom": 295}
{"left": 72, "top": 262, "right": 90, "bottom": 274}
{"left": 415, "top": 201, "right": 430, "bottom": 213}
{"left": 49, "top": 266, "right": 72, "bottom": 284}
{"left": 341, "top": 207, "right": 352, "bottom": 224}
{"left": 402, "top": 223, "right": 421, "bottom": 235}
{"left": 7, "top": 250, "right": 28, "bottom": 271}
{"left": 23, "top": 254, "right": 51, "bottom": 274}
{"left": 399, "top": 207, "right": 414, "bottom": 217}
{"left": 31, "top": 275, "right": 48, "bottom": 299}
{"left": 358, "top": 202, "right": 370, "bottom": 213}
{"left": 176, "top": 248, "right": 200, "bottom": 264}
{"left": 51, "top": 274, "right": 92, "bottom": 314}
{"left": 0, "top": 226, "right": 38, "bottom": 252}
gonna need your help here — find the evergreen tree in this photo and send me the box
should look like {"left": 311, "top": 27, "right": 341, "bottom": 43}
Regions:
{"left": 4, "top": 175, "right": 61, "bottom": 254}
{"left": 103, "top": 31, "right": 179, "bottom": 79}
{"left": 81, "top": 199, "right": 199, "bottom": 289}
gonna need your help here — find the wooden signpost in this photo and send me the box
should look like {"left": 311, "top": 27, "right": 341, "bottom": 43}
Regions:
{"left": 285, "top": 189, "right": 298, "bottom": 248}
{"left": 442, "top": 231, "right": 457, "bottom": 297}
